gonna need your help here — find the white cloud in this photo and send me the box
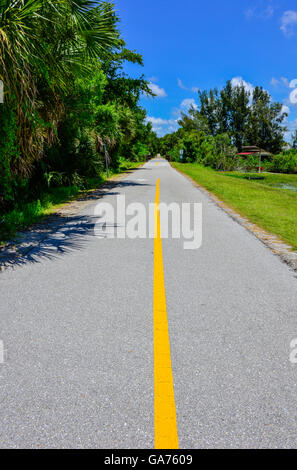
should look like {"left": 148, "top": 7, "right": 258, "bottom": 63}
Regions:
{"left": 263, "top": 5, "right": 274, "bottom": 19}
{"left": 146, "top": 116, "right": 179, "bottom": 136}
{"left": 177, "top": 78, "right": 187, "bottom": 90}
{"left": 231, "top": 76, "right": 254, "bottom": 95}
{"left": 146, "top": 117, "right": 169, "bottom": 125}
{"left": 281, "top": 77, "right": 290, "bottom": 87}
{"left": 244, "top": 8, "right": 255, "bottom": 20}
{"left": 288, "top": 119, "right": 297, "bottom": 132}
{"left": 148, "top": 76, "right": 158, "bottom": 83}
{"left": 271, "top": 77, "right": 280, "bottom": 87}
{"left": 147, "top": 82, "right": 167, "bottom": 98}
{"left": 271, "top": 77, "right": 290, "bottom": 87}
{"left": 180, "top": 98, "right": 198, "bottom": 110}
{"left": 281, "top": 10, "right": 297, "bottom": 37}
{"left": 178, "top": 79, "right": 199, "bottom": 93}
{"left": 282, "top": 105, "right": 290, "bottom": 115}
{"left": 281, "top": 105, "right": 290, "bottom": 122}
{"left": 284, "top": 118, "right": 297, "bottom": 142}
{"left": 245, "top": 5, "right": 274, "bottom": 20}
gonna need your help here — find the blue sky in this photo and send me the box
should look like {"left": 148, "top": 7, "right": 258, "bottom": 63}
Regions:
{"left": 115, "top": 0, "right": 297, "bottom": 139}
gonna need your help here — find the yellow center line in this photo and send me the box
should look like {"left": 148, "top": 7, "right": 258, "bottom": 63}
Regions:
{"left": 154, "top": 178, "right": 179, "bottom": 450}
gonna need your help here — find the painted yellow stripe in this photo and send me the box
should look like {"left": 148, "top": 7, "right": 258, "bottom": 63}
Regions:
{"left": 154, "top": 178, "right": 179, "bottom": 449}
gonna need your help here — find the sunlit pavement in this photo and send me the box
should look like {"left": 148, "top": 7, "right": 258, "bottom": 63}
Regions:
{"left": 0, "top": 158, "right": 297, "bottom": 449}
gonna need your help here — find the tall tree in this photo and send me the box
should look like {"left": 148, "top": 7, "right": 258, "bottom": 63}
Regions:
{"left": 178, "top": 106, "right": 210, "bottom": 134}
{"left": 246, "top": 86, "right": 287, "bottom": 153}
{"left": 181, "top": 81, "right": 286, "bottom": 153}
{"left": 292, "top": 130, "right": 297, "bottom": 149}
{"left": 199, "top": 88, "right": 219, "bottom": 135}
{"left": 229, "top": 84, "right": 250, "bottom": 151}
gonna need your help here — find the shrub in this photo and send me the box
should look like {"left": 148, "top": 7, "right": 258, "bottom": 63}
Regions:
{"left": 0, "top": 105, "right": 20, "bottom": 211}
{"left": 182, "top": 131, "right": 205, "bottom": 163}
{"left": 131, "top": 142, "right": 150, "bottom": 161}
{"left": 201, "top": 134, "right": 237, "bottom": 171}
{"left": 168, "top": 145, "right": 182, "bottom": 162}
{"left": 267, "top": 151, "right": 297, "bottom": 174}
{"left": 235, "top": 154, "right": 260, "bottom": 172}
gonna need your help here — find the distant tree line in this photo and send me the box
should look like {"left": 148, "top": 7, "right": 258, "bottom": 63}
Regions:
{"left": 158, "top": 80, "right": 296, "bottom": 172}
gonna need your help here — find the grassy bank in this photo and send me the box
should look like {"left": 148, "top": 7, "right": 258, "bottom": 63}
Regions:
{"left": 172, "top": 163, "right": 297, "bottom": 251}
{"left": 0, "top": 160, "right": 143, "bottom": 243}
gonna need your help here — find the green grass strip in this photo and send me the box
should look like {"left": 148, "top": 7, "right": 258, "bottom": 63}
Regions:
{"left": 173, "top": 163, "right": 297, "bottom": 251}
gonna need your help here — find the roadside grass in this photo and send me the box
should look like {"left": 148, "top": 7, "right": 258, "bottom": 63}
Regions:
{"left": 0, "top": 160, "right": 143, "bottom": 243}
{"left": 172, "top": 163, "right": 297, "bottom": 251}
{"left": 224, "top": 171, "right": 297, "bottom": 189}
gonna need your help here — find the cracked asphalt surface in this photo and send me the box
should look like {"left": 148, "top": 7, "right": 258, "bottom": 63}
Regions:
{"left": 0, "top": 158, "right": 297, "bottom": 448}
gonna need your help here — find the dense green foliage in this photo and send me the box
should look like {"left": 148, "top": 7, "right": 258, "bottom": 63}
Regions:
{"left": 267, "top": 150, "right": 297, "bottom": 174}
{"left": 0, "top": 1, "right": 157, "bottom": 220}
{"left": 160, "top": 129, "right": 239, "bottom": 171}
{"left": 0, "top": 160, "right": 142, "bottom": 239}
{"left": 159, "top": 80, "right": 292, "bottom": 172}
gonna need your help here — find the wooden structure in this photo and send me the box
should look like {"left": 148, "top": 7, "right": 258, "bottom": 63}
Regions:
{"left": 237, "top": 146, "right": 273, "bottom": 173}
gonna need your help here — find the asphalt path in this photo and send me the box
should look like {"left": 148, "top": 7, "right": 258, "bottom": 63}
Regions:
{"left": 0, "top": 158, "right": 297, "bottom": 449}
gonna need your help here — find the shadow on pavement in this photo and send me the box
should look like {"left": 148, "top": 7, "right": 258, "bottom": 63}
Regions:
{"left": 0, "top": 215, "right": 97, "bottom": 269}
{"left": 0, "top": 178, "right": 151, "bottom": 271}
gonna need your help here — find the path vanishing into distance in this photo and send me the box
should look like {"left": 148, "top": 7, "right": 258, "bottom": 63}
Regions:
{"left": 1, "top": 158, "right": 297, "bottom": 449}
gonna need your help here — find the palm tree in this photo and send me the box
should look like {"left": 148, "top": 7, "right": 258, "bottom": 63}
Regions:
{"left": 0, "top": 0, "right": 118, "bottom": 174}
